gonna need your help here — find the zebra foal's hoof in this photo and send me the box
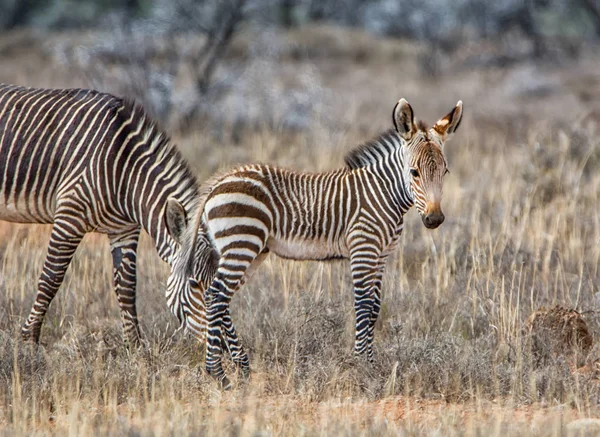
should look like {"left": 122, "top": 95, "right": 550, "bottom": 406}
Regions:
{"left": 240, "top": 367, "right": 251, "bottom": 380}
{"left": 233, "top": 359, "right": 251, "bottom": 380}
{"left": 20, "top": 327, "right": 41, "bottom": 345}
{"left": 206, "top": 368, "right": 233, "bottom": 390}
{"left": 123, "top": 335, "right": 144, "bottom": 351}
{"left": 352, "top": 349, "right": 374, "bottom": 365}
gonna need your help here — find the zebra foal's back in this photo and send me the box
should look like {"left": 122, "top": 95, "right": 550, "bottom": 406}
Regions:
{"left": 203, "top": 164, "right": 354, "bottom": 261}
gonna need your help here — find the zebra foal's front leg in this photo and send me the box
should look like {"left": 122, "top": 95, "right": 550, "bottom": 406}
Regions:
{"left": 366, "top": 259, "right": 387, "bottom": 360}
{"left": 109, "top": 229, "right": 142, "bottom": 347}
{"left": 349, "top": 241, "right": 380, "bottom": 361}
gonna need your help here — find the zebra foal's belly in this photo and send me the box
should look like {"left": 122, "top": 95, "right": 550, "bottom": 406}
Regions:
{"left": 267, "top": 237, "right": 348, "bottom": 261}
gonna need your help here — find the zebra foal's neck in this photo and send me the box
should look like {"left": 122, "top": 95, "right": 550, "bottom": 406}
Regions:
{"left": 345, "top": 129, "right": 414, "bottom": 214}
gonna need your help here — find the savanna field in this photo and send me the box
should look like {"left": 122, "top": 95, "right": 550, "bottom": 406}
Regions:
{"left": 0, "top": 25, "right": 600, "bottom": 436}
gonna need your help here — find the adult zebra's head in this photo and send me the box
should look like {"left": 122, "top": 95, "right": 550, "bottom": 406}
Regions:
{"left": 164, "top": 198, "right": 217, "bottom": 329}
{"left": 393, "top": 98, "right": 463, "bottom": 229}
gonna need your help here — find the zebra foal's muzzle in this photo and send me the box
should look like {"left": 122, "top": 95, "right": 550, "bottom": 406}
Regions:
{"left": 422, "top": 212, "right": 445, "bottom": 229}
{"left": 422, "top": 201, "right": 445, "bottom": 229}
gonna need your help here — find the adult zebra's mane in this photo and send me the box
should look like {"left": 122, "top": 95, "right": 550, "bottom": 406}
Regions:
{"left": 119, "top": 98, "right": 198, "bottom": 189}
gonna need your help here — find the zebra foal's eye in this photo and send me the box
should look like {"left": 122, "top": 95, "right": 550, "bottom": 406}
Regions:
{"left": 444, "top": 168, "right": 450, "bottom": 175}
{"left": 410, "top": 169, "right": 419, "bottom": 178}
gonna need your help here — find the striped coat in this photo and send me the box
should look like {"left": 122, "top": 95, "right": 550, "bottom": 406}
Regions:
{"left": 165, "top": 98, "right": 463, "bottom": 387}
{"left": 0, "top": 83, "right": 213, "bottom": 345}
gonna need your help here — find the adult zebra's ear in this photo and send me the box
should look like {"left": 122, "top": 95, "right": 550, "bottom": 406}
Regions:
{"left": 165, "top": 198, "right": 188, "bottom": 246}
{"left": 432, "top": 101, "right": 463, "bottom": 142}
{"left": 393, "top": 98, "right": 416, "bottom": 141}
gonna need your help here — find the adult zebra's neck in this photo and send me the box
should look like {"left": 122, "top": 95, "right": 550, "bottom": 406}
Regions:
{"left": 115, "top": 103, "right": 200, "bottom": 265}
{"left": 138, "top": 158, "right": 199, "bottom": 264}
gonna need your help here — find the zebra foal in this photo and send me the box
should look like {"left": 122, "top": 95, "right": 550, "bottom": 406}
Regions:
{"left": 165, "top": 98, "right": 463, "bottom": 387}
{"left": 0, "top": 83, "right": 214, "bottom": 346}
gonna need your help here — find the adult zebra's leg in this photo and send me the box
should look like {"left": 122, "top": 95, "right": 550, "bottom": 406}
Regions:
{"left": 366, "top": 258, "right": 388, "bottom": 361}
{"left": 348, "top": 241, "right": 380, "bottom": 360}
{"left": 109, "top": 228, "right": 142, "bottom": 347}
{"left": 21, "top": 219, "right": 85, "bottom": 343}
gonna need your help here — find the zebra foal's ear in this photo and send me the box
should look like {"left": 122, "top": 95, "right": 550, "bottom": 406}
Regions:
{"left": 165, "top": 198, "right": 188, "bottom": 245}
{"left": 393, "top": 98, "right": 416, "bottom": 141}
{"left": 433, "top": 100, "right": 463, "bottom": 141}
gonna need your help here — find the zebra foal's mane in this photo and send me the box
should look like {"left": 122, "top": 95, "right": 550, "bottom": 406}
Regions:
{"left": 344, "top": 121, "right": 429, "bottom": 170}
{"left": 344, "top": 129, "right": 397, "bottom": 169}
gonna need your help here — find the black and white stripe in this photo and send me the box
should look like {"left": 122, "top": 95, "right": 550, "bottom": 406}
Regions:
{"left": 165, "top": 98, "right": 464, "bottom": 387}
{"left": 0, "top": 83, "right": 209, "bottom": 345}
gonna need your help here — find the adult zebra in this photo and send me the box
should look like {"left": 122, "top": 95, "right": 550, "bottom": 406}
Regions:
{"left": 0, "top": 83, "right": 214, "bottom": 346}
{"left": 165, "top": 98, "right": 463, "bottom": 388}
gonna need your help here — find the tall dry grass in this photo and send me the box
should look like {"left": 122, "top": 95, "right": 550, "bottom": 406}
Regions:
{"left": 0, "top": 26, "right": 600, "bottom": 436}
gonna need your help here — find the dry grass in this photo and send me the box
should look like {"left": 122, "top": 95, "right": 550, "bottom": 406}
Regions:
{"left": 0, "top": 26, "right": 600, "bottom": 435}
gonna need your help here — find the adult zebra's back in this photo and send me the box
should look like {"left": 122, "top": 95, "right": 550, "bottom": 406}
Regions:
{"left": 0, "top": 83, "right": 211, "bottom": 345}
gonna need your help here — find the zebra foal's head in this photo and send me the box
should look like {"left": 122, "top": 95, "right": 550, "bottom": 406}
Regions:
{"left": 393, "top": 98, "right": 463, "bottom": 229}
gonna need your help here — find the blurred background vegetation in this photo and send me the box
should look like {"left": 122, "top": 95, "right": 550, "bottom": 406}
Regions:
{"left": 3, "top": 0, "right": 600, "bottom": 42}
{"left": 1, "top": 0, "right": 600, "bottom": 133}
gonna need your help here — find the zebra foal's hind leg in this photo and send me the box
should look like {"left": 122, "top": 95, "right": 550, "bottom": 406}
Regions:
{"left": 219, "top": 251, "right": 267, "bottom": 377}
{"left": 221, "top": 309, "right": 250, "bottom": 376}
{"left": 109, "top": 228, "right": 142, "bottom": 347}
{"left": 21, "top": 217, "right": 85, "bottom": 343}
{"left": 205, "top": 247, "right": 263, "bottom": 389}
